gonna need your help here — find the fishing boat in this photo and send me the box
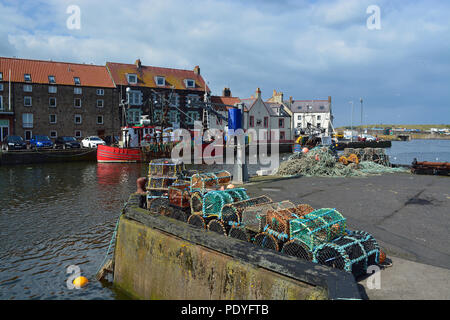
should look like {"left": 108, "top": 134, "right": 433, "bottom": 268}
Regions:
{"left": 97, "top": 124, "right": 175, "bottom": 163}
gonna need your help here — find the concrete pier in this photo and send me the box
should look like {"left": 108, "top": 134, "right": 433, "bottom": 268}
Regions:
{"left": 113, "top": 194, "right": 361, "bottom": 300}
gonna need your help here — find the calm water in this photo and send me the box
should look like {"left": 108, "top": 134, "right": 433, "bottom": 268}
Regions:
{"left": 386, "top": 139, "right": 450, "bottom": 165}
{"left": 0, "top": 140, "right": 448, "bottom": 299}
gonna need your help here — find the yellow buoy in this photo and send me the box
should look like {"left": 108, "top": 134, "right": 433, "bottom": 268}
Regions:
{"left": 73, "top": 276, "right": 88, "bottom": 288}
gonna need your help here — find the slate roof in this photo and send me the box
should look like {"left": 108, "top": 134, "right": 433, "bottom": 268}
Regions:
{"left": 287, "top": 100, "right": 331, "bottom": 113}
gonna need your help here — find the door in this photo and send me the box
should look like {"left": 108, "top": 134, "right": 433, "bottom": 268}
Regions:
{"left": 0, "top": 119, "right": 9, "bottom": 141}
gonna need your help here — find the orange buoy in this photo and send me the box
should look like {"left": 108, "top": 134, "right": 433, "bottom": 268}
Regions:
{"left": 379, "top": 249, "right": 386, "bottom": 264}
{"left": 302, "top": 147, "right": 309, "bottom": 153}
{"left": 315, "top": 155, "right": 320, "bottom": 161}
{"left": 227, "top": 184, "right": 235, "bottom": 189}
{"left": 73, "top": 276, "right": 88, "bottom": 288}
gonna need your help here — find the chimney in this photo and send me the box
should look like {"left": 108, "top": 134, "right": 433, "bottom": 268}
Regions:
{"left": 194, "top": 65, "right": 200, "bottom": 75}
{"left": 135, "top": 59, "right": 142, "bottom": 71}
{"left": 255, "top": 87, "right": 261, "bottom": 99}
{"left": 222, "top": 87, "right": 231, "bottom": 97}
{"left": 289, "top": 96, "right": 293, "bottom": 105}
{"left": 328, "top": 96, "right": 332, "bottom": 104}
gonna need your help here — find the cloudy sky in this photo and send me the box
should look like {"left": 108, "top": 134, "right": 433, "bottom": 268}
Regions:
{"left": 1, "top": 0, "right": 449, "bottom": 127}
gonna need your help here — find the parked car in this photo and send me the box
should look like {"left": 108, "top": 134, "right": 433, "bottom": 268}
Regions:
{"left": 30, "top": 135, "right": 54, "bottom": 149}
{"left": 359, "top": 134, "right": 377, "bottom": 141}
{"left": 54, "top": 136, "right": 81, "bottom": 149}
{"left": 1, "top": 135, "right": 27, "bottom": 151}
{"left": 81, "top": 136, "right": 106, "bottom": 148}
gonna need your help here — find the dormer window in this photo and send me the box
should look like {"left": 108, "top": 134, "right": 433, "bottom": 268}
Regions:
{"left": 185, "top": 79, "right": 195, "bottom": 88}
{"left": 319, "top": 105, "right": 325, "bottom": 110}
{"left": 24, "top": 74, "right": 31, "bottom": 82}
{"left": 48, "top": 75, "right": 56, "bottom": 84}
{"left": 127, "top": 74, "right": 137, "bottom": 84}
{"left": 155, "top": 76, "right": 165, "bottom": 86}
{"left": 74, "top": 77, "right": 81, "bottom": 85}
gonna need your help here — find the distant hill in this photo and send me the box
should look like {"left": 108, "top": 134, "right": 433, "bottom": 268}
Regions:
{"left": 337, "top": 124, "right": 450, "bottom": 130}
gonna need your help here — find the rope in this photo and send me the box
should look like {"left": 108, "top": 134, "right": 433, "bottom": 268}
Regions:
{"left": 96, "top": 211, "right": 122, "bottom": 276}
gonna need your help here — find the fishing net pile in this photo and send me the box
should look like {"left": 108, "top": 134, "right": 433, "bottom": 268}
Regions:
{"left": 275, "top": 147, "right": 364, "bottom": 177}
{"left": 275, "top": 147, "right": 408, "bottom": 177}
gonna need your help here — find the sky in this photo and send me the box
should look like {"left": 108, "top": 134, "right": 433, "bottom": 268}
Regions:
{"left": 1, "top": 0, "right": 449, "bottom": 127}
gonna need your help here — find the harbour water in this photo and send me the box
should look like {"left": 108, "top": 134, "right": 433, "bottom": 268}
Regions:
{"left": 0, "top": 139, "right": 448, "bottom": 299}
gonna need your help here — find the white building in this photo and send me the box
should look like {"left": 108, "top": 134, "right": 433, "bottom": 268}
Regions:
{"left": 286, "top": 97, "right": 334, "bottom": 135}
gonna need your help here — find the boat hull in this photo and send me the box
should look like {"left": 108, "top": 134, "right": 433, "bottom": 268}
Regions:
{"left": 97, "top": 145, "right": 141, "bottom": 163}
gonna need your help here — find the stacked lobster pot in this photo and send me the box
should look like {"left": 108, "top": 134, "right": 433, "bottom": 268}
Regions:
{"left": 146, "top": 158, "right": 186, "bottom": 220}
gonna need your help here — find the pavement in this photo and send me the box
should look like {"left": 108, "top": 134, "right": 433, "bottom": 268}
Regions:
{"left": 244, "top": 172, "right": 450, "bottom": 300}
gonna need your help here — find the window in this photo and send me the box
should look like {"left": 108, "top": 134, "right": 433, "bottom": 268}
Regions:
{"left": 249, "top": 116, "right": 254, "bottom": 127}
{"left": 0, "top": 72, "right": 3, "bottom": 81}
{"left": 297, "top": 115, "right": 302, "bottom": 120}
{"left": 317, "top": 115, "right": 321, "bottom": 121}
{"left": 169, "top": 93, "right": 180, "bottom": 107}
{"left": 280, "top": 131, "right": 285, "bottom": 140}
{"left": 127, "top": 109, "right": 141, "bottom": 124}
{"left": 319, "top": 105, "right": 325, "bottom": 110}
{"left": 128, "top": 90, "right": 143, "bottom": 106}
{"left": 185, "top": 79, "right": 195, "bottom": 88}
{"left": 23, "top": 113, "right": 33, "bottom": 128}
{"left": 25, "top": 130, "right": 32, "bottom": 140}
{"left": 96, "top": 89, "right": 104, "bottom": 96}
{"left": 49, "top": 114, "right": 57, "bottom": 124}
{"left": 264, "top": 117, "right": 269, "bottom": 128}
{"left": 127, "top": 74, "right": 137, "bottom": 84}
{"left": 74, "top": 98, "right": 82, "bottom": 108}
{"left": 49, "top": 97, "right": 56, "bottom": 108}
{"left": 0, "top": 96, "right": 3, "bottom": 110}
{"left": 48, "top": 75, "right": 56, "bottom": 84}
{"left": 155, "top": 76, "right": 165, "bottom": 86}
{"left": 23, "top": 84, "right": 32, "bottom": 92}
{"left": 97, "top": 99, "right": 104, "bottom": 108}
{"left": 187, "top": 94, "right": 200, "bottom": 107}
{"left": 0, "top": 84, "right": 3, "bottom": 91}
{"left": 75, "top": 130, "right": 82, "bottom": 138}
{"left": 48, "top": 86, "right": 57, "bottom": 93}
{"left": 74, "top": 77, "right": 81, "bottom": 85}
{"left": 74, "top": 87, "right": 82, "bottom": 94}
{"left": 50, "top": 130, "right": 57, "bottom": 138}
{"left": 74, "top": 114, "right": 82, "bottom": 124}
{"left": 97, "top": 115, "right": 104, "bottom": 124}
{"left": 279, "top": 118, "right": 284, "bottom": 128}
{"left": 24, "top": 74, "right": 31, "bottom": 82}
{"left": 24, "top": 96, "right": 32, "bottom": 107}
{"left": 297, "top": 106, "right": 302, "bottom": 110}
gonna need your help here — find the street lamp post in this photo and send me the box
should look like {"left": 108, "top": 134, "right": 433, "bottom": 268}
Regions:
{"left": 349, "top": 101, "right": 354, "bottom": 142}
{"left": 360, "top": 97, "right": 363, "bottom": 134}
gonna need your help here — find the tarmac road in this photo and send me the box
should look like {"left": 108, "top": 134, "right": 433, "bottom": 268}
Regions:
{"left": 245, "top": 172, "right": 450, "bottom": 299}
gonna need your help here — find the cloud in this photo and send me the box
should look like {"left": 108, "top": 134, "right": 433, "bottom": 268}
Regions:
{"left": 1, "top": 0, "right": 449, "bottom": 126}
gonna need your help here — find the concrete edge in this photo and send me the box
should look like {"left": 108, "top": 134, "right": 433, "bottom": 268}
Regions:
{"left": 122, "top": 193, "right": 362, "bottom": 300}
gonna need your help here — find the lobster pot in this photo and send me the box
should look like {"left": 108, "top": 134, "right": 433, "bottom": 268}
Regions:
{"left": 147, "top": 176, "right": 179, "bottom": 189}
{"left": 148, "top": 158, "right": 185, "bottom": 177}
{"left": 225, "top": 188, "right": 249, "bottom": 202}
{"left": 202, "top": 190, "right": 235, "bottom": 217}
{"left": 266, "top": 208, "right": 298, "bottom": 238}
{"left": 289, "top": 208, "right": 346, "bottom": 251}
{"left": 294, "top": 204, "right": 315, "bottom": 217}
{"left": 253, "top": 233, "right": 281, "bottom": 252}
{"left": 166, "top": 207, "right": 189, "bottom": 223}
{"left": 221, "top": 196, "right": 272, "bottom": 227}
{"left": 207, "top": 219, "right": 227, "bottom": 236}
{"left": 228, "top": 226, "right": 252, "bottom": 242}
{"left": 190, "top": 192, "right": 204, "bottom": 215}
{"left": 281, "top": 239, "right": 313, "bottom": 261}
{"left": 147, "top": 189, "right": 168, "bottom": 209}
{"left": 240, "top": 201, "right": 292, "bottom": 233}
{"left": 347, "top": 230, "right": 380, "bottom": 266}
{"left": 188, "top": 214, "right": 207, "bottom": 229}
{"left": 190, "top": 170, "right": 232, "bottom": 194}
{"left": 148, "top": 197, "right": 171, "bottom": 215}
{"left": 168, "top": 181, "right": 191, "bottom": 209}
{"left": 314, "top": 233, "right": 379, "bottom": 276}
